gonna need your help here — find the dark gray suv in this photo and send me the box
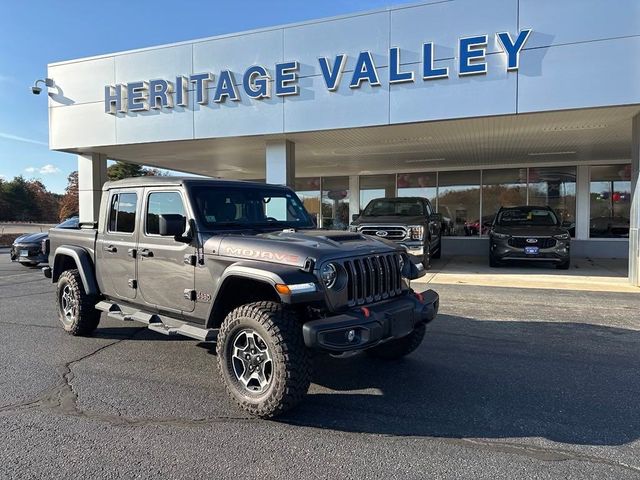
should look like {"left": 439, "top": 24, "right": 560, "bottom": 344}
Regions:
{"left": 488, "top": 206, "right": 571, "bottom": 269}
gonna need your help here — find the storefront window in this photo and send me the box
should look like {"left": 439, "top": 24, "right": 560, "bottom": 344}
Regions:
{"left": 397, "top": 172, "right": 437, "bottom": 207}
{"left": 322, "top": 176, "right": 349, "bottom": 230}
{"left": 482, "top": 168, "right": 527, "bottom": 230}
{"left": 589, "top": 164, "right": 632, "bottom": 238}
{"left": 359, "top": 175, "right": 396, "bottom": 210}
{"left": 528, "top": 167, "right": 576, "bottom": 235}
{"left": 295, "top": 177, "right": 321, "bottom": 227}
{"left": 438, "top": 171, "right": 481, "bottom": 236}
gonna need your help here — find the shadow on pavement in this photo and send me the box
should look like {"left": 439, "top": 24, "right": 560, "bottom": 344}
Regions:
{"left": 280, "top": 314, "right": 640, "bottom": 446}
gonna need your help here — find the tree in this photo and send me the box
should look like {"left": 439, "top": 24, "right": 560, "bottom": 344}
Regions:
{"left": 59, "top": 171, "right": 79, "bottom": 221}
{"left": 107, "top": 161, "right": 145, "bottom": 181}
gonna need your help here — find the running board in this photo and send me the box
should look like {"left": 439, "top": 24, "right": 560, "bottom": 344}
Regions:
{"left": 95, "top": 300, "right": 217, "bottom": 342}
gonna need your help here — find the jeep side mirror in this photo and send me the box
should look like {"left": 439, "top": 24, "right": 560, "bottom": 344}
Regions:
{"left": 352, "top": 213, "right": 360, "bottom": 221}
{"left": 159, "top": 214, "right": 186, "bottom": 238}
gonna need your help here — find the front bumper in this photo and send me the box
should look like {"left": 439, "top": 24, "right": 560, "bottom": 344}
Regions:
{"left": 10, "top": 244, "right": 47, "bottom": 264}
{"left": 491, "top": 238, "right": 570, "bottom": 262}
{"left": 302, "top": 289, "right": 439, "bottom": 352}
{"left": 399, "top": 242, "right": 424, "bottom": 257}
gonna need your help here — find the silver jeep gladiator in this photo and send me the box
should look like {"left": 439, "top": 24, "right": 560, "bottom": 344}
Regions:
{"left": 44, "top": 177, "right": 439, "bottom": 417}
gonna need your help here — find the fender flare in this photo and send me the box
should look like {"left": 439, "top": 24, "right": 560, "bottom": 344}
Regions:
{"left": 52, "top": 246, "right": 99, "bottom": 296}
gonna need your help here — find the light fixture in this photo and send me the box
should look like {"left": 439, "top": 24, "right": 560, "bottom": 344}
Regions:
{"left": 31, "top": 78, "right": 54, "bottom": 95}
{"left": 542, "top": 124, "right": 607, "bottom": 132}
{"left": 404, "top": 158, "right": 445, "bottom": 163}
{"left": 527, "top": 151, "right": 576, "bottom": 157}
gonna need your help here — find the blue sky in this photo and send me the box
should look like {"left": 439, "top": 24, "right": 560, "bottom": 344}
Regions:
{"left": 0, "top": 0, "right": 395, "bottom": 193}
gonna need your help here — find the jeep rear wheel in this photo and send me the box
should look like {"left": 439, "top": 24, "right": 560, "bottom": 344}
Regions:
{"left": 216, "top": 301, "right": 311, "bottom": 418}
{"left": 56, "top": 269, "right": 100, "bottom": 336}
{"left": 366, "top": 324, "right": 426, "bottom": 360}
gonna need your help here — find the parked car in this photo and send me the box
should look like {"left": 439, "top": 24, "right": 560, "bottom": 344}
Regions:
{"left": 488, "top": 206, "right": 571, "bottom": 269}
{"left": 44, "top": 178, "right": 439, "bottom": 418}
{"left": 349, "top": 197, "right": 442, "bottom": 268}
{"left": 10, "top": 217, "right": 79, "bottom": 266}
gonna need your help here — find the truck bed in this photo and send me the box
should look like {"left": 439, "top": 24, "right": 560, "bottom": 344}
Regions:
{"left": 48, "top": 226, "right": 98, "bottom": 262}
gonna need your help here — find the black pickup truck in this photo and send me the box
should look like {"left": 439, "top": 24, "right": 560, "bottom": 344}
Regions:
{"left": 350, "top": 197, "right": 443, "bottom": 268}
{"left": 44, "top": 177, "right": 439, "bottom": 417}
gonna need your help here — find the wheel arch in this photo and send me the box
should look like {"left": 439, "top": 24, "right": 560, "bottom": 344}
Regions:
{"left": 207, "top": 273, "right": 282, "bottom": 329}
{"left": 52, "top": 246, "right": 99, "bottom": 295}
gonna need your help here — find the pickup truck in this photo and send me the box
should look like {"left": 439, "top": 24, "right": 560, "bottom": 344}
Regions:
{"left": 44, "top": 177, "right": 439, "bottom": 417}
{"left": 349, "top": 197, "right": 443, "bottom": 268}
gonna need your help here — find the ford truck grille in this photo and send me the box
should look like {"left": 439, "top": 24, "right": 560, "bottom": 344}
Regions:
{"left": 342, "top": 254, "right": 403, "bottom": 306}
{"left": 359, "top": 226, "right": 407, "bottom": 241}
{"left": 508, "top": 237, "right": 557, "bottom": 249}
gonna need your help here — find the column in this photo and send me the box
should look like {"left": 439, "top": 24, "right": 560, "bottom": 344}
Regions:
{"left": 575, "top": 165, "right": 590, "bottom": 240}
{"left": 630, "top": 115, "right": 640, "bottom": 286}
{"left": 78, "top": 153, "right": 107, "bottom": 225}
{"left": 348, "top": 175, "right": 360, "bottom": 222}
{"left": 265, "top": 139, "right": 295, "bottom": 187}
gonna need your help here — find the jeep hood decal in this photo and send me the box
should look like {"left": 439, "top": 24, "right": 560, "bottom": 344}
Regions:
{"left": 212, "top": 229, "right": 399, "bottom": 266}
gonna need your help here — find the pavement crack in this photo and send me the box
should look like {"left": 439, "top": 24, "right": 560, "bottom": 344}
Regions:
{"left": 450, "top": 438, "right": 640, "bottom": 474}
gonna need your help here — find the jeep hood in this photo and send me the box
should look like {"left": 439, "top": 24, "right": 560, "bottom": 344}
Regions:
{"left": 209, "top": 229, "right": 400, "bottom": 267}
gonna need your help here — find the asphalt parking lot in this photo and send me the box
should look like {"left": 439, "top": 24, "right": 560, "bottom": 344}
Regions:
{"left": 1, "top": 248, "right": 640, "bottom": 479}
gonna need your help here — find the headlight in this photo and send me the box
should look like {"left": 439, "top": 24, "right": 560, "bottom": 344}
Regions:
{"left": 320, "top": 263, "right": 338, "bottom": 288}
{"left": 348, "top": 225, "right": 358, "bottom": 232}
{"left": 408, "top": 225, "right": 424, "bottom": 240}
{"left": 492, "top": 232, "right": 510, "bottom": 240}
{"left": 554, "top": 233, "right": 570, "bottom": 240}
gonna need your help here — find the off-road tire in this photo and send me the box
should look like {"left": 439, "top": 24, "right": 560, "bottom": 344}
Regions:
{"left": 556, "top": 260, "right": 571, "bottom": 270}
{"left": 432, "top": 238, "right": 442, "bottom": 259}
{"left": 216, "top": 301, "right": 311, "bottom": 418}
{"left": 365, "top": 324, "right": 426, "bottom": 360}
{"left": 422, "top": 242, "right": 431, "bottom": 270}
{"left": 56, "top": 269, "right": 100, "bottom": 336}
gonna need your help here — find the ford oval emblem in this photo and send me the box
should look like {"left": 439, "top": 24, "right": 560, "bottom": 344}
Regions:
{"left": 375, "top": 230, "right": 388, "bottom": 237}
{"left": 526, "top": 238, "right": 538, "bottom": 243}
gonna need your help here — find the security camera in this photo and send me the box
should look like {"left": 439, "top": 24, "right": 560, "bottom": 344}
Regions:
{"left": 31, "top": 78, "right": 53, "bottom": 95}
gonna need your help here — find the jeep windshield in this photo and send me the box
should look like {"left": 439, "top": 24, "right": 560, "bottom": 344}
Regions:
{"left": 190, "top": 185, "right": 314, "bottom": 230}
{"left": 362, "top": 198, "right": 424, "bottom": 217}
{"left": 496, "top": 207, "right": 559, "bottom": 227}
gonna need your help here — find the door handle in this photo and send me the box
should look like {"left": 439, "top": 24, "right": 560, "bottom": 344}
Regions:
{"left": 127, "top": 248, "right": 137, "bottom": 258}
{"left": 104, "top": 245, "right": 117, "bottom": 253}
{"left": 139, "top": 249, "right": 154, "bottom": 258}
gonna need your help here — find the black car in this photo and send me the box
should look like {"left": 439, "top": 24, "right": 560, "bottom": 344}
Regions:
{"left": 488, "top": 206, "right": 571, "bottom": 269}
{"left": 349, "top": 197, "right": 442, "bottom": 268}
{"left": 10, "top": 217, "right": 79, "bottom": 266}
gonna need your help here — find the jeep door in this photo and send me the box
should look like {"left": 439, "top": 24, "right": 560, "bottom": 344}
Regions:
{"left": 96, "top": 189, "right": 140, "bottom": 300}
{"left": 136, "top": 189, "right": 196, "bottom": 314}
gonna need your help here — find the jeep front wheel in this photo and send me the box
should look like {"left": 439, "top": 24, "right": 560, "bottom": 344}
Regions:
{"left": 216, "top": 301, "right": 311, "bottom": 418}
{"left": 56, "top": 269, "right": 100, "bottom": 336}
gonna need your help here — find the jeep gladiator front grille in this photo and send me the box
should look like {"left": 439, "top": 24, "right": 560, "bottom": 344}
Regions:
{"left": 342, "top": 254, "right": 403, "bottom": 306}
{"left": 359, "top": 226, "right": 407, "bottom": 241}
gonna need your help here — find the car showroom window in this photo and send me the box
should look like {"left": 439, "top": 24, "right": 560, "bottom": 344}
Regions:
{"left": 483, "top": 168, "right": 527, "bottom": 226}
{"left": 438, "top": 170, "right": 481, "bottom": 236}
{"left": 589, "top": 164, "right": 632, "bottom": 238}
{"left": 528, "top": 167, "right": 576, "bottom": 236}
{"left": 107, "top": 193, "right": 137, "bottom": 234}
{"left": 146, "top": 192, "right": 186, "bottom": 235}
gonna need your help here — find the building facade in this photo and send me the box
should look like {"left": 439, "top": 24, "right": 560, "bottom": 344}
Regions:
{"left": 46, "top": 0, "right": 640, "bottom": 284}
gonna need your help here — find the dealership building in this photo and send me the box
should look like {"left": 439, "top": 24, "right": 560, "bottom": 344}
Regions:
{"left": 46, "top": 0, "right": 640, "bottom": 285}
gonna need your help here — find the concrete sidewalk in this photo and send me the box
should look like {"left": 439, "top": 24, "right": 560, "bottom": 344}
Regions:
{"left": 417, "top": 256, "right": 638, "bottom": 293}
